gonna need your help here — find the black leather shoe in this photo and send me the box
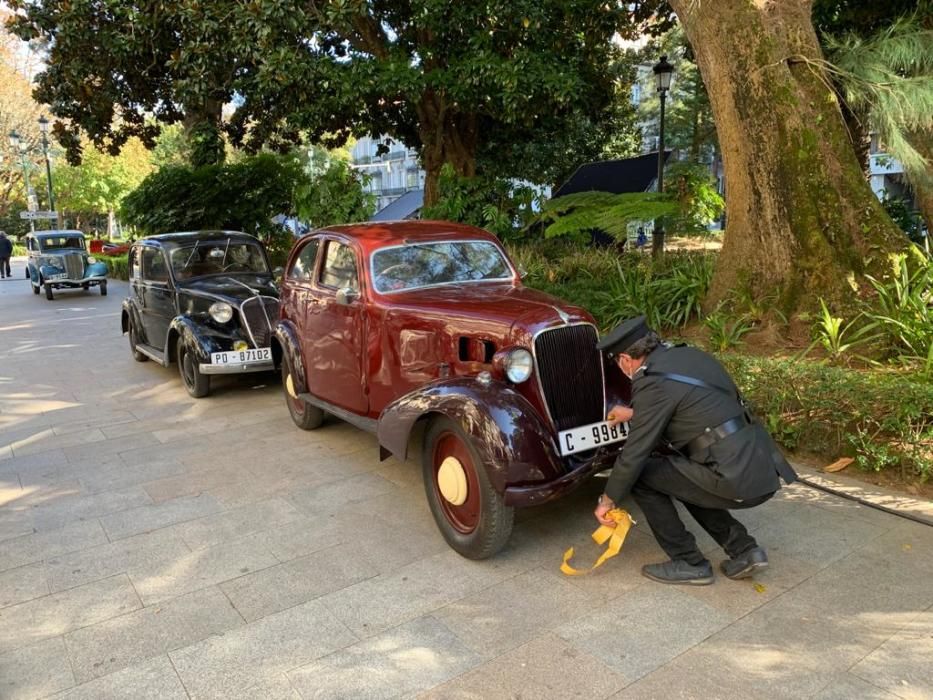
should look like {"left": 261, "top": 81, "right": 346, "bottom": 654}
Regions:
{"left": 721, "top": 546, "right": 768, "bottom": 580}
{"left": 641, "top": 559, "right": 715, "bottom": 585}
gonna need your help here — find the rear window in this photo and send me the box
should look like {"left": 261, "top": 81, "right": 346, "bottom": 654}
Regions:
{"left": 371, "top": 241, "right": 512, "bottom": 293}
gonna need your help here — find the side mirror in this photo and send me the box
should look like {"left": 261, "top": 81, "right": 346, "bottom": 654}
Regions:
{"left": 336, "top": 287, "right": 360, "bottom": 306}
{"left": 518, "top": 266, "right": 529, "bottom": 280}
{"left": 272, "top": 266, "right": 284, "bottom": 278}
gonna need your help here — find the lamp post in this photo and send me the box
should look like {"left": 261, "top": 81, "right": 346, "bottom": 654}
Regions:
{"left": 8, "top": 130, "right": 36, "bottom": 232}
{"left": 652, "top": 54, "right": 674, "bottom": 257}
{"left": 37, "top": 116, "right": 56, "bottom": 224}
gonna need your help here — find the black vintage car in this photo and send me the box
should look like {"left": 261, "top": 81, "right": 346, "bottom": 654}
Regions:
{"left": 121, "top": 231, "right": 280, "bottom": 398}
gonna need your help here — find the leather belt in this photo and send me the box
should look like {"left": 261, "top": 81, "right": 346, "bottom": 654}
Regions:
{"left": 686, "top": 413, "right": 751, "bottom": 456}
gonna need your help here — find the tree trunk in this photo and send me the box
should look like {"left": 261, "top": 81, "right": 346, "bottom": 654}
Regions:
{"left": 907, "top": 130, "right": 933, "bottom": 235}
{"left": 418, "top": 92, "right": 477, "bottom": 207}
{"left": 669, "top": 0, "right": 906, "bottom": 313}
{"left": 184, "top": 97, "right": 225, "bottom": 167}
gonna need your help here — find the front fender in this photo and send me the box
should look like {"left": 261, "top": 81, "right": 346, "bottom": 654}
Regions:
{"left": 39, "top": 264, "right": 64, "bottom": 278}
{"left": 169, "top": 316, "right": 220, "bottom": 363}
{"left": 86, "top": 262, "right": 109, "bottom": 277}
{"left": 274, "top": 320, "right": 306, "bottom": 393}
{"left": 377, "top": 376, "right": 565, "bottom": 493}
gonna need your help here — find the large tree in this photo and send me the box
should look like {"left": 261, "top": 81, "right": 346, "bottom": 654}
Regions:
{"left": 9, "top": 1, "right": 670, "bottom": 204}
{"left": 667, "top": 0, "right": 908, "bottom": 311}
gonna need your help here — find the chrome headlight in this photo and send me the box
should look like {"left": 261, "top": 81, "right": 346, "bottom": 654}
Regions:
{"left": 86, "top": 256, "right": 97, "bottom": 264}
{"left": 504, "top": 348, "right": 534, "bottom": 383}
{"left": 209, "top": 302, "right": 234, "bottom": 324}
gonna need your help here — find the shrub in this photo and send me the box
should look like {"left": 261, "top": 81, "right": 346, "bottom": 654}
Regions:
{"left": 97, "top": 253, "right": 129, "bottom": 280}
{"left": 722, "top": 354, "right": 933, "bottom": 481}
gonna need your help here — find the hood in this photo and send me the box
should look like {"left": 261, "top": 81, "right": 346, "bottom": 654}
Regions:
{"left": 178, "top": 275, "right": 278, "bottom": 304}
{"left": 380, "top": 282, "right": 593, "bottom": 341}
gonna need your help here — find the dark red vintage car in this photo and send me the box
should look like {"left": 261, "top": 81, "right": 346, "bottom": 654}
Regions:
{"left": 274, "top": 221, "right": 630, "bottom": 558}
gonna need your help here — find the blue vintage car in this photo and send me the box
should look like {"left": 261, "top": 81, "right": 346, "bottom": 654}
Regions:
{"left": 25, "top": 230, "right": 109, "bottom": 300}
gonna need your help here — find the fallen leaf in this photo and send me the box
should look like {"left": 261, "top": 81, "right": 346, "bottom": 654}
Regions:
{"left": 823, "top": 457, "right": 854, "bottom": 473}
{"left": 903, "top": 544, "right": 912, "bottom": 551}
{"left": 753, "top": 583, "right": 766, "bottom": 594}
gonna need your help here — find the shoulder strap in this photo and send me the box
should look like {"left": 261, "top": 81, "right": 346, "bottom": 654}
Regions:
{"left": 642, "top": 370, "right": 737, "bottom": 399}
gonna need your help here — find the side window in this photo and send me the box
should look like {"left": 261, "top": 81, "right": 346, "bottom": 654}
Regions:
{"left": 128, "top": 247, "right": 137, "bottom": 280}
{"left": 287, "top": 238, "right": 320, "bottom": 281}
{"left": 141, "top": 248, "right": 169, "bottom": 284}
{"left": 319, "top": 241, "right": 359, "bottom": 291}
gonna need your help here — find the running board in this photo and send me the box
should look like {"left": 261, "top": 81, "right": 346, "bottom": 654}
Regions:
{"left": 297, "top": 393, "right": 377, "bottom": 434}
{"left": 136, "top": 343, "right": 167, "bottom": 366}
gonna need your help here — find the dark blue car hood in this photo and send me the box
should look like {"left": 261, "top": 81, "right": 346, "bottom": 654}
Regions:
{"left": 177, "top": 275, "right": 279, "bottom": 305}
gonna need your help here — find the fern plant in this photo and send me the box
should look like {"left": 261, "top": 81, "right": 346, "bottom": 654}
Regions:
{"left": 536, "top": 191, "right": 677, "bottom": 241}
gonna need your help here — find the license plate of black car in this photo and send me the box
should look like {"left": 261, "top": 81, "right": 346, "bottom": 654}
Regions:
{"left": 211, "top": 347, "right": 272, "bottom": 365}
{"left": 558, "top": 420, "right": 629, "bottom": 456}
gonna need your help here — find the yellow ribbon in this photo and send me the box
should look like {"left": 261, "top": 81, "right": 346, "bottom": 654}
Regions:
{"left": 560, "top": 508, "right": 635, "bottom": 576}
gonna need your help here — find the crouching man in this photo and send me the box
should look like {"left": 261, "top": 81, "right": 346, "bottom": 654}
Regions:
{"left": 595, "top": 316, "right": 797, "bottom": 585}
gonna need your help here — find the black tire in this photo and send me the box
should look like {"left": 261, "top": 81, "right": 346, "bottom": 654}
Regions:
{"left": 422, "top": 417, "right": 514, "bottom": 559}
{"left": 128, "top": 319, "right": 148, "bottom": 363}
{"left": 282, "top": 362, "right": 324, "bottom": 430}
{"left": 100, "top": 280, "right": 107, "bottom": 296}
{"left": 44, "top": 283, "right": 53, "bottom": 300}
{"left": 32, "top": 280, "right": 40, "bottom": 294}
{"left": 177, "top": 336, "right": 210, "bottom": 398}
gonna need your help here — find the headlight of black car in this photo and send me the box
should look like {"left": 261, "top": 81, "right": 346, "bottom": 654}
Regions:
{"left": 209, "top": 302, "right": 234, "bottom": 324}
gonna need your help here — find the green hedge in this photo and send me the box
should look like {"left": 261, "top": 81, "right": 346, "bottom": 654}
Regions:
{"left": 97, "top": 253, "right": 129, "bottom": 280}
{"left": 12, "top": 244, "right": 27, "bottom": 256}
{"left": 722, "top": 354, "right": 933, "bottom": 481}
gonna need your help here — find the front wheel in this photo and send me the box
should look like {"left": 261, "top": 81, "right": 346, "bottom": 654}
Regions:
{"left": 177, "top": 337, "right": 210, "bottom": 398}
{"left": 32, "top": 279, "right": 40, "bottom": 295}
{"left": 283, "top": 363, "right": 323, "bottom": 430}
{"left": 44, "top": 283, "right": 53, "bottom": 300}
{"left": 100, "top": 280, "right": 108, "bottom": 296}
{"left": 422, "top": 417, "right": 514, "bottom": 559}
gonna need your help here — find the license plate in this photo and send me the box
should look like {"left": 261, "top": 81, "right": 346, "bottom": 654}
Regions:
{"left": 558, "top": 420, "right": 629, "bottom": 456}
{"left": 211, "top": 347, "right": 272, "bottom": 365}
{"left": 50, "top": 273, "right": 68, "bottom": 280}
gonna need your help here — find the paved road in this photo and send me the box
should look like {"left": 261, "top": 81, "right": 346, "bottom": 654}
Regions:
{"left": 1, "top": 259, "right": 931, "bottom": 700}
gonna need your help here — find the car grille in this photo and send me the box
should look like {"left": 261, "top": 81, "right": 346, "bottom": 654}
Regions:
{"left": 64, "top": 254, "right": 84, "bottom": 279}
{"left": 239, "top": 296, "right": 279, "bottom": 348}
{"left": 533, "top": 324, "right": 605, "bottom": 433}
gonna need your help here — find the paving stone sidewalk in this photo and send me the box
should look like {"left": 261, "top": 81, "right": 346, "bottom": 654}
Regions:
{"left": 1, "top": 263, "right": 931, "bottom": 700}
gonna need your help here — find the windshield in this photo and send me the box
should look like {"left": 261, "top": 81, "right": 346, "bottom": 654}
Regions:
{"left": 170, "top": 241, "right": 269, "bottom": 280}
{"left": 371, "top": 241, "right": 513, "bottom": 293}
{"left": 39, "top": 235, "right": 85, "bottom": 252}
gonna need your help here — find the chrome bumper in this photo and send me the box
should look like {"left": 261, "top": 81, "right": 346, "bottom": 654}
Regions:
{"left": 199, "top": 360, "right": 275, "bottom": 375}
{"left": 46, "top": 275, "right": 106, "bottom": 285}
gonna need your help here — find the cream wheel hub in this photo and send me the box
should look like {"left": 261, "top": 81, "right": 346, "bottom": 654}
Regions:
{"left": 285, "top": 373, "right": 298, "bottom": 399}
{"left": 437, "top": 456, "right": 468, "bottom": 506}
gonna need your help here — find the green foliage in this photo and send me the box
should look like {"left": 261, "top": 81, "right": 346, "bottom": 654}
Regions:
{"left": 804, "top": 299, "right": 881, "bottom": 365}
{"left": 120, "top": 153, "right": 300, "bottom": 253}
{"left": 864, "top": 251, "right": 933, "bottom": 374}
{"left": 97, "top": 253, "right": 129, "bottom": 281}
{"left": 422, "top": 165, "right": 540, "bottom": 241}
{"left": 293, "top": 147, "right": 375, "bottom": 228}
{"left": 663, "top": 162, "right": 725, "bottom": 234}
{"left": 512, "top": 241, "right": 714, "bottom": 331}
{"left": 537, "top": 191, "right": 677, "bottom": 242}
{"left": 187, "top": 121, "right": 226, "bottom": 168}
{"left": 825, "top": 15, "right": 933, "bottom": 186}
{"left": 703, "top": 309, "right": 755, "bottom": 353}
{"left": 722, "top": 354, "right": 933, "bottom": 481}
{"left": 880, "top": 192, "right": 924, "bottom": 244}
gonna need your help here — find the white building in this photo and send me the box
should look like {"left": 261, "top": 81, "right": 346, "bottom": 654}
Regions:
{"left": 350, "top": 136, "right": 425, "bottom": 213}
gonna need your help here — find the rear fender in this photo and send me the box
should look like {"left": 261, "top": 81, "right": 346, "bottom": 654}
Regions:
{"left": 274, "top": 320, "right": 306, "bottom": 393}
{"left": 120, "top": 298, "right": 141, "bottom": 335}
{"left": 377, "top": 376, "right": 564, "bottom": 493}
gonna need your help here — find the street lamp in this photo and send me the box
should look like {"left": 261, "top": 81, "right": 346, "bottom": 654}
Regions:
{"left": 8, "top": 130, "right": 36, "bottom": 232}
{"left": 38, "top": 115, "right": 56, "bottom": 222}
{"left": 652, "top": 54, "right": 674, "bottom": 257}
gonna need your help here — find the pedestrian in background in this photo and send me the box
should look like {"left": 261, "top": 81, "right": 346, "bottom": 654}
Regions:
{"left": 0, "top": 232, "right": 13, "bottom": 279}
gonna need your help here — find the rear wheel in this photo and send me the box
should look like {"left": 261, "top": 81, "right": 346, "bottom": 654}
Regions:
{"left": 128, "top": 319, "right": 148, "bottom": 363}
{"left": 422, "top": 417, "right": 513, "bottom": 559}
{"left": 177, "top": 337, "right": 210, "bottom": 398}
{"left": 283, "top": 363, "right": 323, "bottom": 430}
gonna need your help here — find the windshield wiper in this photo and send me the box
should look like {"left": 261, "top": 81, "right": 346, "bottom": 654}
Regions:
{"left": 181, "top": 240, "right": 201, "bottom": 271}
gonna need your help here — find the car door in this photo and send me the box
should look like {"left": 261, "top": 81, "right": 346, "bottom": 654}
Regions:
{"left": 138, "top": 246, "right": 175, "bottom": 351}
{"left": 303, "top": 238, "right": 368, "bottom": 414}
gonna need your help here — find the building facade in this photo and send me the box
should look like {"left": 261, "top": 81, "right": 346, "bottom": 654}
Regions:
{"left": 350, "top": 136, "right": 425, "bottom": 213}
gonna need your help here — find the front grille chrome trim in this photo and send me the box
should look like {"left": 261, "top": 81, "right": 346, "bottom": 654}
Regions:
{"left": 531, "top": 322, "right": 607, "bottom": 434}
{"left": 239, "top": 295, "right": 279, "bottom": 349}
{"left": 63, "top": 253, "right": 85, "bottom": 280}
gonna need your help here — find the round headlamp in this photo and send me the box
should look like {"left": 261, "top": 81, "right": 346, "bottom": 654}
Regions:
{"left": 209, "top": 301, "right": 234, "bottom": 324}
{"left": 503, "top": 348, "right": 534, "bottom": 383}
{"left": 86, "top": 256, "right": 97, "bottom": 264}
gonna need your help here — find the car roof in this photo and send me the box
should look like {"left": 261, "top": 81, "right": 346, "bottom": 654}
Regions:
{"left": 30, "top": 230, "right": 85, "bottom": 238}
{"left": 142, "top": 231, "right": 256, "bottom": 247}
{"left": 316, "top": 220, "right": 502, "bottom": 256}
